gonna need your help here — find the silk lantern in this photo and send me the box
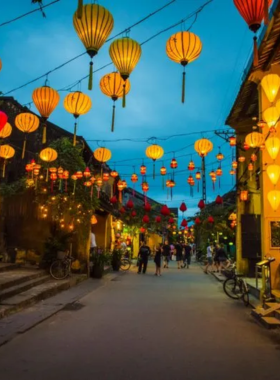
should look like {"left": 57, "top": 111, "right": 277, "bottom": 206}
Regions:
{"left": 245, "top": 132, "right": 264, "bottom": 148}
{"left": 268, "top": 190, "right": 280, "bottom": 211}
{"left": 146, "top": 144, "right": 164, "bottom": 179}
{"left": 39, "top": 147, "right": 58, "bottom": 181}
{"left": 166, "top": 31, "right": 202, "bottom": 103}
{"left": 194, "top": 138, "right": 213, "bottom": 157}
{"left": 0, "top": 144, "right": 15, "bottom": 177}
{"left": 0, "top": 111, "right": 8, "bottom": 133}
{"left": 265, "top": 136, "right": 280, "bottom": 160}
{"left": 261, "top": 74, "right": 280, "bottom": 103}
{"left": 267, "top": 164, "right": 280, "bottom": 185}
{"left": 15, "top": 113, "right": 39, "bottom": 158}
{"left": 264, "top": 106, "right": 280, "bottom": 128}
{"left": 0, "top": 122, "right": 12, "bottom": 139}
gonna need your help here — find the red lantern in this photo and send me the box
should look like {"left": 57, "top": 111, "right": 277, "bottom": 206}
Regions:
{"left": 251, "top": 153, "right": 257, "bottom": 162}
{"left": 110, "top": 170, "right": 119, "bottom": 178}
{"left": 168, "top": 217, "right": 175, "bottom": 224}
{"left": 195, "top": 217, "right": 201, "bottom": 225}
{"left": 216, "top": 151, "right": 224, "bottom": 161}
{"left": 110, "top": 196, "right": 118, "bottom": 204}
{"left": 0, "top": 111, "right": 8, "bottom": 132}
{"left": 142, "top": 182, "right": 149, "bottom": 192}
{"left": 126, "top": 199, "right": 134, "bottom": 209}
{"left": 120, "top": 207, "right": 126, "bottom": 214}
{"left": 161, "top": 205, "right": 170, "bottom": 216}
{"left": 229, "top": 136, "right": 236, "bottom": 146}
{"left": 240, "top": 190, "right": 249, "bottom": 201}
{"left": 140, "top": 165, "right": 146, "bottom": 175}
{"left": 84, "top": 167, "right": 91, "bottom": 178}
{"left": 180, "top": 202, "right": 187, "bottom": 213}
{"left": 131, "top": 210, "right": 137, "bottom": 217}
{"left": 181, "top": 219, "right": 187, "bottom": 227}
{"left": 243, "top": 142, "right": 250, "bottom": 151}
{"left": 103, "top": 172, "right": 110, "bottom": 182}
{"left": 188, "top": 160, "right": 195, "bottom": 171}
{"left": 143, "top": 215, "right": 150, "bottom": 224}
{"left": 208, "top": 216, "right": 214, "bottom": 224}
{"left": 140, "top": 227, "right": 146, "bottom": 234}
{"left": 215, "top": 195, "right": 223, "bottom": 205}
{"left": 170, "top": 158, "right": 178, "bottom": 169}
{"left": 144, "top": 202, "right": 151, "bottom": 212}
{"left": 117, "top": 180, "right": 124, "bottom": 202}
{"left": 160, "top": 166, "right": 167, "bottom": 175}
{"left": 198, "top": 199, "right": 205, "bottom": 210}
{"left": 76, "top": 171, "right": 83, "bottom": 179}
{"left": 155, "top": 216, "right": 161, "bottom": 223}
{"left": 131, "top": 173, "right": 138, "bottom": 183}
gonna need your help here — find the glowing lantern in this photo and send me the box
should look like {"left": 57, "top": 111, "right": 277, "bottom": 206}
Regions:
{"left": 64, "top": 91, "right": 92, "bottom": 145}
{"left": 110, "top": 170, "right": 119, "bottom": 178}
{"left": 230, "top": 169, "right": 236, "bottom": 176}
{"left": 0, "top": 111, "right": 8, "bottom": 133}
{"left": 0, "top": 145, "right": 15, "bottom": 177}
{"left": 83, "top": 167, "right": 91, "bottom": 178}
{"left": 76, "top": 170, "right": 83, "bottom": 179}
{"left": 233, "top": 0, "right": 272, "bottom": 66}
{"left": 71, "top": 174, "right": 78, "bottom": 194}
{"left": 131, "top": 173, "right": 138, "bottom": 183}
{"left": 209, "top": 170, "right": 215, "bottom": 179}
{"left": 109, "top": 37, "right": 142, "bottom": 107}
{"left": 243, "top": 142, "right": 250, "bottom": 151}
{"left": 240, "top": 190, "right": 249, "bottom": 201}
{"left": 15, "top": 113, "right": 39, "bottom": 159}
{"left": 0, "top": 122, "right": 12, "bottom": 139}
{"left": 267, "top": 190, "right": 280, "bottom": 211}
{"left": 267, "top": 164, "right": 280, "bottom": 185}
{"left": 142, "top": 215, "right": 150, "bottom": 224}
{"left": 263, "top": 106, "right": 279, "bottom": 128}
{"left": 73, "top": 3, "right": 114, "bottom": 90}
{"left": 103, "top": 172, "right": 110, "bottom": 182}
{"left": 261, "top": 74, "right": 280, "bottom": 103}
{"left": 170, "top": 158, "right": 178, "bottom": 169}
{"left": 245, "top": 132, "right": 264, "bottom": 148}
{"left": 33, "top": 164, "right": 41, "bottom": 177}
{"left": 122, "top": 180, "right": 127, "bottom": 188}
{"left": 117, "top": 180, "right": 124, "bottom": 202}
{"left": 229, "top": 136, "right": 236, "bottom": 147}
{"left": 198, "top": 199, "right": 205, "bottom": 210}
{"left": 140, "top": 165, "right": 146, "bottom": 176}
{"left": 90, "top": 215, "right": 98, "bottom": 225}
{"left": 188, "top": 160, "right": 195, "bottom": 171}
{"left": 160, "top": 166, "right": 167, "bottom": 175}
{"left": 232, "top": 161, "right": 238, "bottom": 169}
{"left": 180, "top": 202, "right": 187, "bottom": 213}
{"left": 195, "top": 171, "right": 201, "bottom": 192}
{"left": 94, "top": 147, "right": 112, "bottom": 163}
{"left": 32, "top": 86, "right": 60, "bottom": 143}
{"left": 166, "top": 31, "right": 202, "bottom": 103}
{"left": 194, "top": 138, "right": 213, "bottom": 157}
{"left": 238, "top": 156, "right": 246, "bottom": 163}
{"left": 211, "top": 172, "right": 217, "bottom": 190}
{"left": 39, "top": 147, "right": 58, "bottom": 163}
{"left": 140, "top": 227, "right": 146, "bottom": 234}
{"left": 251, "top": 153, "right": 257, "bottom": 162}
{"left": 146, "top": 144, "right": 164, "bottom": 179}
{"left": 265, "top": 136, "right": 280, "bottom": 160}
{"left": 260, "top": 143, "right": 266, "bottom": 151}
{"left": 100, "top": 72, "right": 131, "bottom": 131}
{"left": 216, "top": 167, "right": 222, "bottom": 176}
{"left": 257, "top": 120, "right": 267, "bottom": 129}
{"left": 216, "top": 151, "right": 224, "bottom": 161}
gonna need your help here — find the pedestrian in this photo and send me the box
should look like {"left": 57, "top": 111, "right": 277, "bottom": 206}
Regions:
{"left": 204, "top": 242, "right": 214, "bottom": 274}
{"left": 137, "top": 241, "right": 151, "bottom": 274}
{"left": 90, "top": 228, "right": 97, "bottom": 254}
{"left": 184, "top": 243, "right": 192, "bottom": 268}
{"left": 154, "top": 244, "right": 163, "bottom": 276}
{"left": 162, "top": 240, "right": 171, "bottom": 268}
{"left": 175, "top": 241, "right": 183, "bottom": 269}
{"left": 215, "top": 243, "right": 228, "bottom": 274}
{"left": 170, "top": 244, "right": 175, "bottom": 261}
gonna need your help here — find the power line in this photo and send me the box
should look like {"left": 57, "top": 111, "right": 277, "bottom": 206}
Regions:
{"left": 0, "top": 0, "right": 60, "bottom": 27}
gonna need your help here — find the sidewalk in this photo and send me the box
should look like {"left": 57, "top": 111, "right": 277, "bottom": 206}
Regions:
{"left": 0, "top": 272, "right": 119, "bottom": 346}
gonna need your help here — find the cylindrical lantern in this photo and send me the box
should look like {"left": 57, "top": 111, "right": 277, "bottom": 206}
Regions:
{"left": 240, "top": 190, "right": 249, "bottom": 201}
{"left": 188, "top": 160, "right": 195, "bottom": 171}
{"left": 229, "top": 136, "right": 236, "bottom": 147}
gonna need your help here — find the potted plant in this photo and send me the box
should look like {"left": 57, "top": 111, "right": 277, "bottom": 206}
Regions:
{"left": 111, "top": 249, "right": 122, "bottom": 271}
{"left": 90, "top": 249, "right": 110, "bottom": 279}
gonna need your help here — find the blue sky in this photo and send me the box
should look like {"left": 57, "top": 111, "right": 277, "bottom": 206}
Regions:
{"left": 0, "top": 0, "right": 258, "bottom": 217}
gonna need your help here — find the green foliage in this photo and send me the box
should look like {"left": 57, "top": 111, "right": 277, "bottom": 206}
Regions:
{"left": 90, "top": 250, "right": 111, "bottom": 266}
{"left": 0, "top": 178, "right": 26, "bottom": 197}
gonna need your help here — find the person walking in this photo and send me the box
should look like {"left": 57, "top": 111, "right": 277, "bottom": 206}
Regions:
{"left": 184, "top": 243, "right": 192, "bottom": 268}
{"left": 162, "top": 241, "right": 170, "bottom": 268}
{"left": 175, "top": 241, "right": 183, "bottom": 269}
{"left": 204, "top": 243, "right": 214, "bottom": 274}
{"left": 137, "top": 241, "right": 151, "bottom": 274}
{"left": 154, "top": 244, "right": 163, "bottom": 276}
{"left": 215, "top": 243, "right": 228, "bottom": 274}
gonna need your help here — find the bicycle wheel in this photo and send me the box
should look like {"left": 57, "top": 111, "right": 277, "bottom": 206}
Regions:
{"left": 241, "top": 281, "right": 250, "bottom": 307}
{"left": 223, "top": 278, "right": 242, "bottom": 299}
{"left": 120, "top": 259, "right": 131, "bottom": 271}
{"left": 50, "top": 260, "right": 69, "bottom": 280}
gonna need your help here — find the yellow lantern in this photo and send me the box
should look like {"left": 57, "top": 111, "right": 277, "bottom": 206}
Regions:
{"left": 267, "top": 190, "right": 280, "bottom": 211}
{"left": 263, "top": 106, "right": 279, "bottom": 129}
{"left": 166, "top": 31, "right": 202, "bottom": 103}
{"left": 39, "top": 147, "right": 58, "bottom": 181}
{"left": 15, "top": 113, "right": 40, "bottom": 159}
{"left": 267, "top": 164, "right": 280, "bottom": 185}
{"left": 146, "top": 144, "right": 164, "bottom": 179}
{"left": 64, "top": 91, "right": 92, "bottom": 146}
{"left": 0, "top": 144, "right": 15, "bottom": 177}
{"left": 100, "top": 72, "right": 131, "bottom": 131}
{"left": 0, "top": 122, "right": 12, "bottom": 139}
{"left": 245, "top": 132, "right": 264, "bottom": 148}
{"left": 73, "top": 3, "right": 114, "bottom": 90}
{"left": 109, "top": 37, "right": 142, "bottom": 107}
{"left": 265, "top": 136, "right": 280, "bottom": 160}
{"left": 194, "top": 138, "right": 213, "bottom": 157}
{"left": 91, "top": 215, "right": 98, "bottom": 225}
{"left": 93, "top": 147, "right": 111, "bottom": 163}
{"left": 32, "top": 85, "right": 60, "bottom": 143}
{"left": 261, "top": 74, "right": 280, "bottom": 103}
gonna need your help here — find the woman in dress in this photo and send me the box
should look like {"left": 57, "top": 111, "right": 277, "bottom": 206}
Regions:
{"left": 154, "top": 244, "right": 163, "bottom": 276}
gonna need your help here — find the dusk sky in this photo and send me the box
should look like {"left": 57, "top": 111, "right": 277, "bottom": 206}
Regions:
{"left": 0, "top": 0, "right": 262, "bottom": 217}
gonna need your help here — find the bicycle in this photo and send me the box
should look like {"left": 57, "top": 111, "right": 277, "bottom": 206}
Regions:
{"left": 50, "top": 252, "right": 74, "bottom": 280}
{"left": 223, "top": 263, "right": 250, "bottom": 306}
{"left": 120, "top": 256, "right": 131, "bottom": 271}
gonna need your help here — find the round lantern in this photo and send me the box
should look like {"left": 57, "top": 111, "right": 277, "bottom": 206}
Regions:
{"left": 100, "top": 72, "right": 131, "bottom": 131}
{"left": 261, "top": 73, "right": 280, "bottom": 103}
{"left": 73, "top": 3, "right": 114, "bottom": 90}
{"left": 109, "top": 37, "right": 142, "bottom": 107}
{"left": 264, "top": 106, "right": 280, "bottom": 128}
{"left": 238, "top": 156, "right": 246, "bottom": 163}
{"left": 83, "top": 167, "right": 91, "bottom": 178}
{"left": 0, "top": 111, "right": 8, "bottom": 133}
{"left": 140, "top": 165, "right": 146, "bottom": 176}
{"left": 131, "top": 173, "right": 138, "bottom": 183}
{"left": 146, "top": 144, "right": 164, "bottom": 179}
{"left": 142, "top": 182, "right": 149, "bottom": 193}
{"left": 188, "top": 160, "right": 195, "bottom": 171}
{"left": 251, "top": 153, "right": 257, "bottom": 162}
{"left": 110, "top": 170, "right": 119, "bottom": 178}
{"left": 267, "top": 164, "right": 280, "bottom": 185}
{"left": 232, "top": 161, "right": 238, "bottom": 169}
{"left": 216, "top": 151, "right": 224, "bottom": 161}
{"left": 245, "top": 132, "right": 264, "bottom": 148}
{"left": 103, "top": 172, "right": 110, "bottom": 182}
{"left": 194, "top": 138, "right": 213, "bottom": 157}
{"left": 170, "top": 158, "right": 178, "bottom": 169}
{"left": 15, "top": 113, "right": 40, "bottom": 159}
{"left": 32, "top": 85, "right": 60, "bottom": 143}
{"left": 122, "top": 180, "right": 127, "bottom": 188}
{"left": 160, "top": 166, "right": 167, "bottom": 175}
{"left": 0, "top": 144, "right": 15, "bottom": 177}
{"left": 0, "top": 122, "right": 12, "bottom": 139}
{"left": 39, "top": 147, "right": 58, "bottom": 182}
{"left": 94, "top": 147, "right": 112, "bottom": 163}
{"left": 243, "top": 142, "right": 250, "bottom": 151}
{"left": 229, "top": 136, "right": 236, "bottom": 147}
{"left": 265, "top": 136, "right": 280, "bottom": 160}
{"left": 216, "top": 167, "right": 222, "bottom": 176}
{"left": 166, "top": 31, "right": 202, "bottom": 103}
{"left": 268, "top": 190, "right": 280, "bottom": 211}
{"left": 64, "top": 91, "right": 92, "bottom": 145}
{"left": 76, "top": 170, "right": 83, "bottom": 179}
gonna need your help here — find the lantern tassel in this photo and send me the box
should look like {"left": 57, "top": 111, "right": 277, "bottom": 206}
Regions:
{"left": 90, "top": 185, "right": 93, "bottom": 199}
{"left": 2, "top": 161, "right": 6, "bottom": 178}
{"left": 264, "top": 0, "right": 269, "bottom": 25}
{"left": 197, "top": 181, "right": 199, "bottom": 193}
{"left": 88, "top": 61, "right": 93, "bottom": 91}
{"left": 22, "top": 137, "right": 27, "bottom": 159}
{"left": 73, "top": 122, "right": 77, "bottom": 146}
{"left": 111, "top": 104, "right": 116, "bottom": 132}
{"left": 46, "top": 168, "right": 49, "bottom": 182}
{"left": 122, "top": 83, "right": 126, "bottom": 108}
{"left": 73, "top": 181, "right": 76, "bottom": 195}
{"left": 42, "top": 123, "right": 47, "bottom": 144}
{"left": 77, "top": 0, "right": 83, "bottom": 19}
{"left": 153, "top": 162, "right": 155, "bottom": 180}
{"left": 162, "top": 177, "right": 164, "bottom": 190}
{"left": 182, "top": 70, "right": 186, "bottom": 104}
{"left": 253, "top": 36, "right": 259, "bottom": 67}
{"left": 119, "top": 191, "right": 122, "bottom": 203}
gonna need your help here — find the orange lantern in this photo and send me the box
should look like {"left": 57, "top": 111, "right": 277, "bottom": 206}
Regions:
{"left": 39, "top": 147, "right": 58, "bottom": 181}
{"left": 15, "top": 113, "right": 40, "bottom": 159}
{"left": 170, "top": 158, "right": 178, "bottom": 169}
{"left": 71, "top": 174, "right": 78, "bottom": 195}
{"left": 195, "top": 170, "right": 201, "bottom": 192}
{"left": 0, "top": 145, "right": 15, "bottom": 178}
{"left": 188, "top": 160, "right": 195, "bottom": 171}
{"left": 160, "top": 166, "right": 167, "bottom": 175}
{"left": 131, "top": 173, "right": 138, "bottom": 183}
{"left": 76, "top": 170, "right": 83, "bottom": 179}
{"left": 194, "top": 138, "right": 213, "bottom": 157}
{"left": 216, "top": 151, "right": 224, "bottom": 161}
{"left": 0, "top": 122, "right": 12, "bottom": 139}
{"left": 238, "top": 156, "right": 246, "bottom": 163}
{"left": 251, "top": 153, "right": 258, "bottom": 162}
{"left": 146, "top": 144, "right": 164, "bottom": 179}
{"left": 229, "top": 136, "right": 236, "bottom": 147}
{"left": 117, "top": 180, "right": 124, "bottom": 202}
{"left": 232, "top": 161, "right": 238, "bottom": 169}
{"left": 240, "top": 190, "right": 249, "bottom": 201}
{"left": 140, "top": 165, "right": 146, "bottom": 176}
{"left": 103, "top": 172, "right": 110, "bottom": 182}
{"left": 142, "top": 182, "right": 149, "bottom": 193}
{"left": 110, "top": 170, "right": 119, "bottom": 178}
{"left": 83, "top": 167, "right": 91, "bottom": 178}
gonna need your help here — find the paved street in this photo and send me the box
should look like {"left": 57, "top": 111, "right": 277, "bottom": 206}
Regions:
{"left": 0, "top": 262, "right": 280, "bottom": 380}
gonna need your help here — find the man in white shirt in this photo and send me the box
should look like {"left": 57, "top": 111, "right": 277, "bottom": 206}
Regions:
{"left": 204, "top": 243, "right": 214, "bottom": 274}
{"left": 90, "top": 231, "right": 97, "bottom": 252}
